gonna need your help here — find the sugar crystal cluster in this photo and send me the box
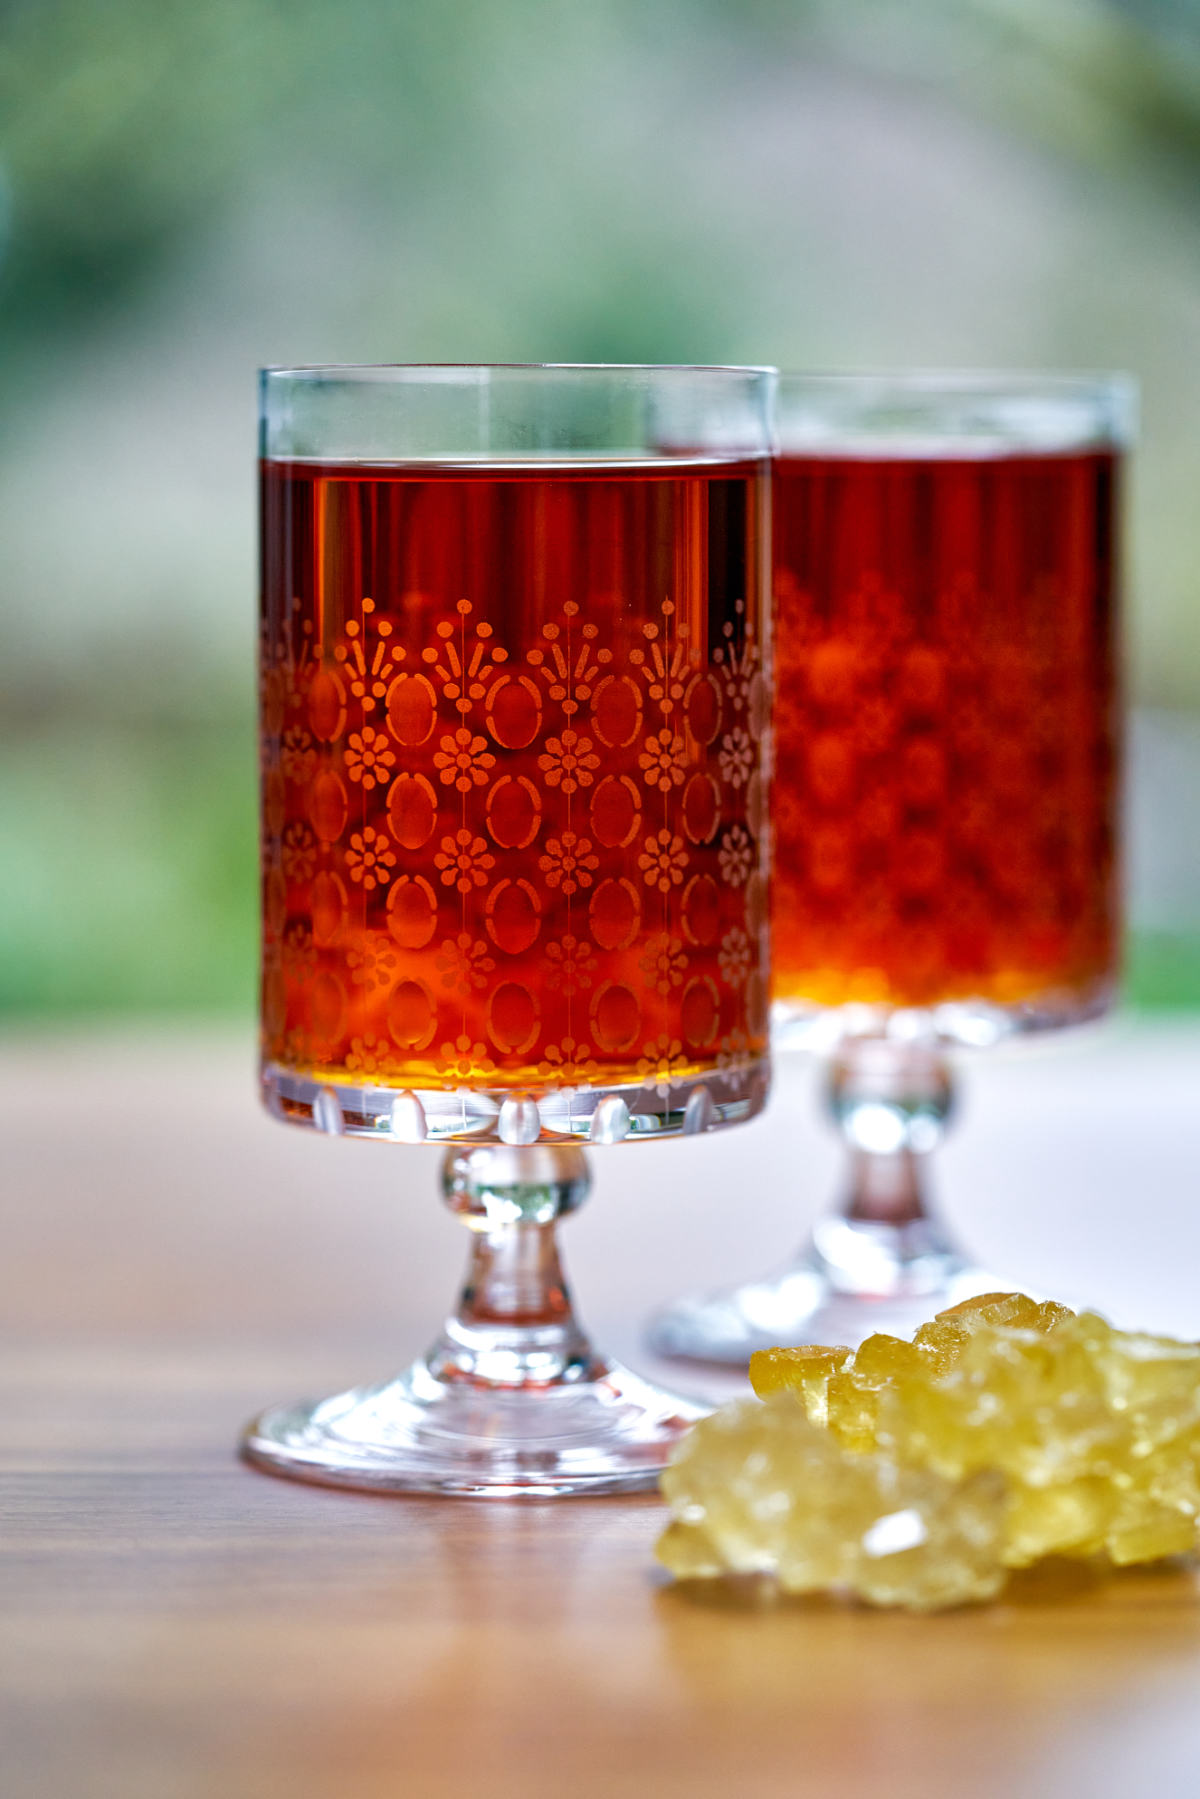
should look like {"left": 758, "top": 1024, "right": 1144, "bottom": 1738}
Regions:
{"left": 656, "top": 1294, "right": 1200, "bottom": 1609}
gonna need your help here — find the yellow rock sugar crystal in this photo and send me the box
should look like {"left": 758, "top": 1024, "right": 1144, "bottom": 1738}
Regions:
{"left": 657, "top": 1393, "right": 1008, "bottom": 1611}
{"left": 658, "top": 1295, "right": 1200, "bottom": 1605}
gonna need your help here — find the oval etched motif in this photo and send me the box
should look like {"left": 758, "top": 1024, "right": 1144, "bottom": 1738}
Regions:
{"left": 486, "top": 775, "right": 542, "bottom": 850}
{"left": 745, "top": 869, "right": 768, "bottom": 934}
{"left": 685, "top": 672, "right": 722, "bottom": 745}
{"left": 746, "top": 769, "right": 766, "bottom": 839}
{"left": 590, "top": 775, "right": 641, "bottom": 849}
{"left": 591, "top": 674, "right": 643, "bottom": 749}
{"left": 309, "top": 971, "right": 346, "bottom": 1043}
{"left": 387, "top": 773, "right": 438, "bottom": 850}
{"left": 387, "top": 875, "right": 438, "bottom": 949}
{"left": 308, "top": 771, "right": 348, "bottom": 843}
{"left": 309, "top": 871, "right": 346, "bottom": 946}
{"left": 486, "top": 879, "right": 542, "bottom": 955}
{"left": 681, "top": 977, "right": 720, "bottom": 1050}
{"left": 590, "top": 982, "right": 641, "bottom": 1054}
{"left": 487, "top": 982, "right": 540, "bottom": 1056}
{"left": 746, "top": 970, "right": 768, "bottom": 1039}
{"left": 681, "top": 873, "right": 721, "bottom": 946}
{"left": 588, "top": 878, "right": 640, "bottom": 951}
{"left": 388, "top": 978, "right": 437, "bottom": 1052}
{"left": 682, "top": 772, "right": 720, "bottom": 845}
{"left": 307, "top": 669, "right": 346, "bottom": 742}
{"left": 485, "top": 674, "right": 542, "bottom": 749}
{"left": 386, "top": 672, "right": 438, "bottom": 746}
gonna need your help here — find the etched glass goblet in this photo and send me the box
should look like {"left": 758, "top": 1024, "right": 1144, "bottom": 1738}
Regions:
{"left": 651, "top": 371, "right": 1133, "bottom": 1360}
{"left": 244, "top": 363, "right": 773, "bottom": 1492}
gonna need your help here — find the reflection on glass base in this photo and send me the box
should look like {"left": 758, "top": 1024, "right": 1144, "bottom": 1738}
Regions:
{"left": 649, "top": 1216, "right": 1010, "bottom": 1361}
{"left": 262, "top": 1058, "right": 769, "bottom": 1146}
{"left": 242, "top": 1357, "right": 708, "bottom": 1497}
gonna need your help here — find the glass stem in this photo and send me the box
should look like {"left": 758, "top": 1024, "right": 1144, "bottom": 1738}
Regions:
{"left": 425, "top": 1144, "right": 604, "bottom": 1389}
{"left": 809, "top": 1040, "right": 965, "bottom": 1296}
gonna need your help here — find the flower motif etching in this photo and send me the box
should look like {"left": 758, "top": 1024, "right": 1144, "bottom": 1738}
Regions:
{"left": 718, "top": 824, "right": 753, "bottom": 887}
{"left": 433, "top": 728, "right": 496, "bottom": 793}
{"left": 718, "top": 926, "right": 752, "bottom": 988}
{"left": 638, "top": 730, "right": 687, "bottom": 793}
{"left": 544, "top": 934, "right": 597, "bottom": 996}
{"left": 345, "top": 725, "right": 397, "bottom": 790}
{"left": 335, "top": 602, "right": 406, "bottom": 714}
{"left": 527, "top": 604, "right": 612, "bottom": 718}
{"left": 638, "top": 829, "right": 688, "bottom": 894}
{"left": 280, "top": 1026, "right": 313, "bottom": 1065}
{"left": 630, "top": 603, "right": 693, "bottom": 714}
{"left": 543, "top": 1038, "right": 601, "bottom": 1084}
{"left": 345, "top": 1034, "right": 393, "bottom": 1076}
{"left": 539, "top": 832, "right": 599, "bottom": 896}
{"left": 639, "top": 933, "right": 687, "bottom": 995}
{"left": 422, "top": 600, "right": 508, "bottom": 714}
{"left": 437, "top": 1034, "right": 499, "bottom": 1083}
{"left": 281, "top": 822, "right": 317, "bottom": 882}
{"left": 635, "top": 1034, "right": 689, "bottom": 1097}
{"left": 434, "top": 830, "right": 496, "bottom": 894}
{"left": 280, "top": 727, "right": 317, "bottom": 783}
{"left": 282, "top": 923, "right": 317, "bottom": 984}
{"left": 345, "top": 935, "right": 399, "bottom": 991}
{"left": 346, "top": 826, "right": 397, "bottom": 891}
{"left": 713, "top": 604, "right": 757, "bottom": 711}
{"left": 435, "top": 932, "right": 496, "bottom": 996}
{"left": 718, "top": 727, "right": 754, "bottom": 789}
{"left": 717, "top": 1028, "right": 752, "bottom": 1074}
{"left": 537, "top": 728, "right": 601, "bottom": 794}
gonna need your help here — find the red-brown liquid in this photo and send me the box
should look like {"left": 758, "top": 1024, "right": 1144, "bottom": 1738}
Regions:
{"left": 772, "top": 448, "right": 1119, "bottom": 1012}
{"left": 261, "top": 458, "right": 768, "bottom": 1091}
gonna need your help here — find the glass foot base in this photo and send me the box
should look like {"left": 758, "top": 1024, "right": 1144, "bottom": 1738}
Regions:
{"left": 242, "top": 1357, "right": 708, "bottom": 1497}
{"left": 648, "top": 1258, "right": 1007, "bottom": 1362}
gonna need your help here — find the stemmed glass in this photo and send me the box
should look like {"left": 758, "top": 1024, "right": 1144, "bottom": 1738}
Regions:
{"left": 652, "top": 371, "right": 1133, "bottom": 1360}
{"left": 244, "top": 364, "right": 773, "bottom": 1492}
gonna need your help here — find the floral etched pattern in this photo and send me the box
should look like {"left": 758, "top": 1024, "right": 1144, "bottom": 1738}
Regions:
{"left": 260, "top": 456, "right": 769, "bottom": 1094}
{"left": 434, "top": 830, "right": 496, "bottom": 894}
{"left": 538, "top": 729, "right": 600, "bottom": 795}
{"left": 345, "top": 726, "right": 397, "bottom": 790}
{"left": 346, "top": 827, "right": 396, "bottom": 891}
{"left": 434, "top": 728, "right": 496, "bottom": 793}
{"left": 638, "top": 830, "right": 688, "bottom": 894}
{"left": 771, "top": 449, "right": 1119, "bottom": 1012}
{"left": 539, "top": 832, "right": 599, "bottom": 896}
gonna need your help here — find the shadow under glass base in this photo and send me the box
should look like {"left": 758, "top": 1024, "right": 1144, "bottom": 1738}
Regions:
{"left": 243, "top": 1356, "right": 706, "bottom": 1497}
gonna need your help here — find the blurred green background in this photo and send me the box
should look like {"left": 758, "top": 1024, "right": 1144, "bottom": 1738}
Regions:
{"left": 1, "top": 0, "right": 1199, "bottom": 1020}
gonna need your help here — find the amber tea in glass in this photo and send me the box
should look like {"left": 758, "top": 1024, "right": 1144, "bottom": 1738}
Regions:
{"left": 652, "top": 372, "right": 1133, "bottom": 1362}
{"left": 246, "top": 364, "right": 774, "bottom": 1492}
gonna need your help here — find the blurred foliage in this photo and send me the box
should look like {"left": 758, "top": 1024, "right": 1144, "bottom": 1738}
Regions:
{"left": 0, "top": 725, "right": 255, "bottom": 1015}
{"left": 1125, "top": 932, "right": 1200, "bottom": 1009}
{"left": 5, "top": 0, "right": 1200, "bottom": 364}
{"left": 2, "top": 0, "right": 1200, "bottom": 1017}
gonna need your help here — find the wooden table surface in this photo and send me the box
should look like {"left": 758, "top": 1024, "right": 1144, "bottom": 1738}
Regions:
{"left": 5, "top": 1022, "right": 1200, "bottom": 1798}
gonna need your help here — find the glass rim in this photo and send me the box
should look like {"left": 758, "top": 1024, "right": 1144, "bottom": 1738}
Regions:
{"left": 777, "top": 367, "right": 1134, "bottom": 395}
{"left": 775, "top": 368, "right": 1135, "bottom": 451}
{"left": 260, "top": 361, "right": 777, "bottom": 381}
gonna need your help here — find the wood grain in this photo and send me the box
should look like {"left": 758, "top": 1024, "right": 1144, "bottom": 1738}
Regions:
{"left": 4, "top": 1027, "right": 1200, "bottom": 1798}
